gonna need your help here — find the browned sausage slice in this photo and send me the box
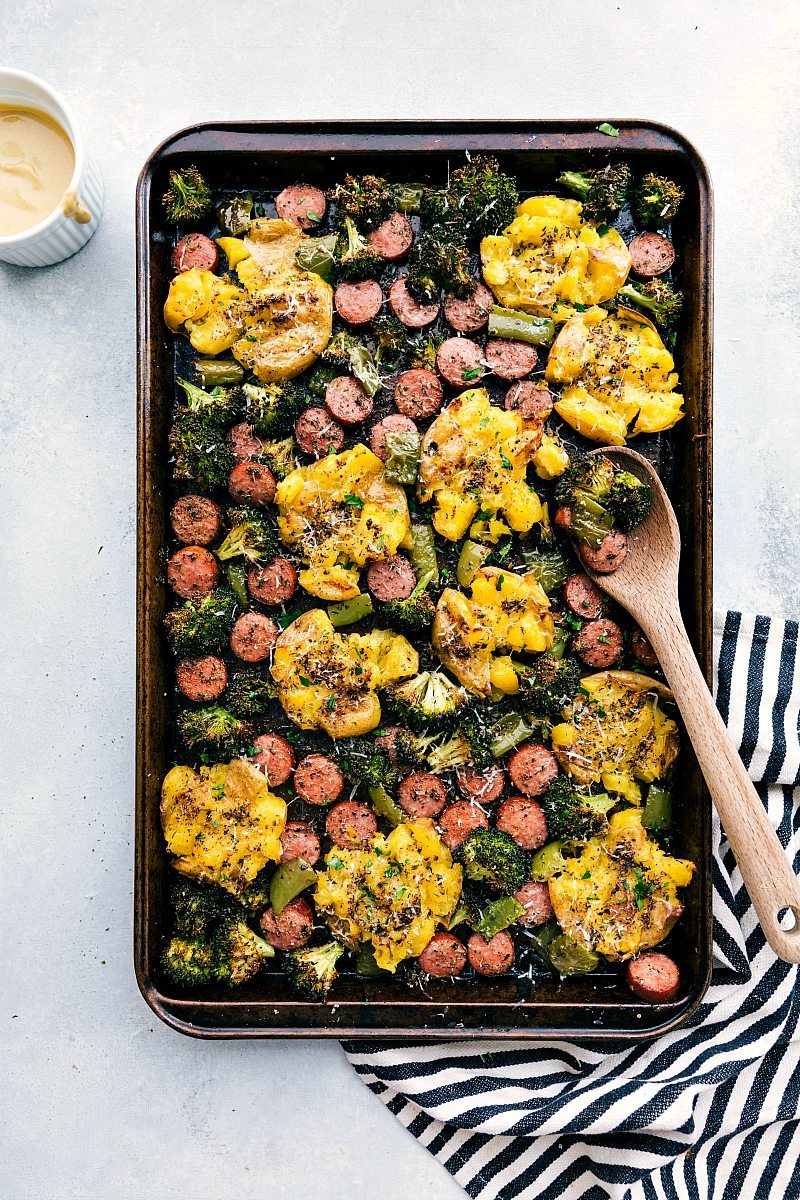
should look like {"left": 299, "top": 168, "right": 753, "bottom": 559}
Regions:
{"left": 325, "top": 375, "right": 374, "bottom": 426}
{"left": 229, "top": 612, "right": 279, "bottom": 663}
{"left": 393, "top": 368, "right": 444, "bottom": 419}
{"left": 631, "top": 627, "right": 659, "bottom": 668}
{"left": 496, "top": 795, "right": 549, "bottom": 850}
{"left": 504, "top": 380, "right": 554, "bottom": 422}
{"left": 275, "top": 184, "right": 327, "bottom": 231}
{"left": 368, "top": 212, "right": 414, "bottom": 261}
{"left": 628, "top": 232, "right": 675, "bottom": 278}
{"left": 334, "top": 279, "right": 383, "bottom": 325}
{"left": 280, "top": 820, "right": 321, "bottom": 866}
{"left": 513, "top": 881, "right": 554, "bottom": 927}
{"left": 366, "top": 554, "right": 416, "bottom": 602}
{"left": 626, "top": 953, "right": 680, "bottom": 1003}
{"left": 228, "top": 461, "right": 277, "bottom": 507}
{"left": 167, "top": 546, "right": 219, "bottom": 601}
{"left": 573, "top": 618, "right": 625, "bottom": 668}
{"left": 252, "top": 732, "right": 296, "bottom": 786}
{"left": 578, "top": 530, "right": 629, "bottom": 574}
{"left": 397, "top": 771, "right": 448, "bottom": 819}
{"left": 435, "top": 337, "right": 484, "bottom": 389}
{"left": 455, "top": 764, "right": 505, "bottom": 805}
{"left": 554, "top": 505, "right": 573, "bottom": 533}
{"left": 443, "top": 283, "right": 494, "bottom": 333}
{"left": 563, "top": 573, "right": 605, "bottom": 620}
{"left": 227, "top": 422, "right": 264, "bottom": 462}
{"left": 248, "top": 558, "right": 298, "bottom": 606}
{"left": 175, "top": 655, "right": 228, "bottom": 702}
{"left": 170, "top": 495, "right": 223, "bottom": 546}
{"left": 294, "top": 754, "right": 345, "bottom": 806}
{"left": 507, "top": 744, "right": 559, "bottom": 798}
{"left": 370, "top": 414, "right": 418, "bottom": 460}
{"left": 467, "top": 930, "right": 515, "bottom": 976}
{"left": 260, "top": 897, "right": 314, "bottom": 949}
{"left": 388, "top": 277, "right": 440, "bottom": 328}
{"left": 418, "top": 931, "right": 467, "bottom": 977}
{"left": 437, "top": 800, "right": 490, "bottom": 850}
{"left": 485, "top": 338, "right": 538, "bottom": 381}
{"left": 295, "top": 406, "right": 346, "bottom": 457}
{"left": 325, "top": 800, "right": 378, "bottom": 847}
{"left": 172, "top": 233, "right": 219, "bottom": 274}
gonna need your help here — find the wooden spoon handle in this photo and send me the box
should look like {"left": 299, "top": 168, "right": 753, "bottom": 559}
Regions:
{"left": 644, "top": 606, "right": 800, "bottom": 963}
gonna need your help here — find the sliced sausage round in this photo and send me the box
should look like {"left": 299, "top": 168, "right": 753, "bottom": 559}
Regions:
{"left": 507, "top": 744, "right": 559, "bottom": 798}
{"left": 554, "top": 505, "right": 573, "bottom": 532}
{"left": 467, "top": 930, "right": 515, "bottom": 976}
{"left": 229, "top": 612, "right": 279, "bottom": 663}
{"left": 325, "top": 375, "right": 374, "bottom": 426}
{"left": 368, "top": 212, "right": 414, "bottom": 261}
{"left": 228, "top": 461, "right": 276, "bottom": 507}
{"left": 443, "top": 282, "right": 494, "bottom": 333}
{"left": 626, "top": 953, "right": 680, "bottom": 1003}
{"left": 248, "top": 558, "right": 298, "bottom": 606}
{"left": 334, "top": 279, "right": 383, "bottom": 326}
{"left": 418, "top": 931, "right": 467, "bottom": 977}
{"left": 325, "top": 800, "right": 378, "bottom": 848}
{"left": 280, "top": 820, "right": 321, "bottom": 866}
{"left": 563, "top": 573, "right": 605, "bottom": 620}
{"left": 631, "top": 627, "right": 659, "bottom": 668}
{"left": 505, "top": 380, "right": 554, "bottom": 422}
{"left": 578, "top": 530, "right": 629, "bottom": 574}
{"left": 455, "top": 763, "right": 505, "bottom": 805}
{"left": 170, "top": 495, "right": 223, "bottom": 546}
{"left": 388, "top": 277, "right": 440, "bottom": 328}
{"left": 294, "top": 754, "right": 345, "bottom": 806}
{"left": 485, "top": 338, "right": 538, "bottom": 381}
{"left": 172, "top": 233, "right": 219, "bottom": 274}
{"left": 370, "top": 414, "right": 418, "bottom": 460}
{"left": 573, "top": 617, "right": 625, "bottom": 669}
{"left": 275, "top": 184, "right": 327, "bottom": 231}
{"left": 252, "top": 732, "right": 296, "bottom": 786}
{"left": 166, "top": 546, "right": 219, "bottom": 601}
{"left": 437, "top": 800, "right": 490, "bottom": 851}
{"left": 435, "top": 337, "right": 484, "bottom": 389}
{"left": 260, "top": 896, "right": 314, "bottom": 950}
{"left": 397, "top": 771, "right": 448, "bottom": 819}
{"left": 393, "top": 368, "right": 444, "bottom": 419}
{"left": 227, "top": 422, "right": 264, "bottom": 462}
{"left": 175, "top": 655, "right": 228, "bottom": 702}
{"left": 295, "top": 406, "right": 346, "bottom": 457}
{"left": 628, "top": 232, "right": 675, "bottom": 278}
{"left": 496, "top": 795, "right": 549, "bottom": 850}
{"left": 366, "top": 553, "right": 416, "bottom": 602}
{"left": 513, "top": 881, "right": 554, "bottom": 927}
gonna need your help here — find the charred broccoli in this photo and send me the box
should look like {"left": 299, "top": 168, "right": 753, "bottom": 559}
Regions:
{"left": 284, "top": 941, "right": 345, "bottom": 1000}
{"left": 177, "top": 378, "right": 244, "bottom": 426}
{"left": 516, "top": 654, "right": 582, "bottom": 719}
{"left": 557, "top": 163, "right": 631, "bottom": 220}
{"left": 215, "top": 515, "right": 278, "bottom": 563}
{"left": 260, "top": 436, "right": 297, "bottom": 479}
{"left": 334, "top": 215, "right": 383, "bottom": 281}
{"left": 457, "top": 829, "right": 529, "bottom": 893}
{"left": 329, "top": 174, "right": 392, "bottom": 229}
{"left": 161, "top": 936, "right": 217, "bottom": 986}
{"left": 408, "top": 335, "right": 443, "bottom": 373}
{"left": 606, "top": 470, "right": 652, "bottom": 531}
{"left": 239, "top": 382, "right": 304, "bottom": 438}
{"left": 162, "top": 165, "right": 212, "bottom": 225}
{"left": 384, "top": 670, "right": 472, "bottom": 733}
{"left": 617, "top": 279, "right": 684, "bottom": 329}
{"left": 321, "top": 330, "right": 382, "bottom": 397}
{"left": 372, "top": 313, "right": 409, "bottom": 364}
{"left": 337, "top": 735, "right": 397, "bottom": 790}
{"left": 382, "top": 575, "right": 436, "bottom": 634}
{"left": 169, "top": 414, "right": 235, "bottom": 492}
{"left": 164, "top": 589, "right": 238, "bottom": 658}
{"left": 555, "top": 453, "right": 650, "bottom": 545}
{"left": 212, "top": 919, "right": 274, "bottom": 985}
{"left": 446, "top": 155, "right": 519, "bottom": 237}
{"left": 406, "top": 230, "right": 475, "bottom": 303}
{"left": 224, "top": 667, "right": 277, "bottom": 718}
{"left": 541, "top": 776, "right": 616, "bottom": 841}
{"left": 176, "top": 704, "right": 256, "bottom": 758}
{"left": 633, "top": 173, "right": 685, "bottom": 228}
{"left": 425, "top": 712, "right": 494, "bottom": 772}
{"left": 171, "top": 877, "right": 239, "bottom": 939}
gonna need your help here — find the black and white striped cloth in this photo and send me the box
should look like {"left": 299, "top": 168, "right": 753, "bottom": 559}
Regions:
{"left": 345, "top": 613, "right": 800, "bottom": 1200}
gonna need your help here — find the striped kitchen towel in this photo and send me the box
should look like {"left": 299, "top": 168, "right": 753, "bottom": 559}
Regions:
{"left": 344, "top": 612, "right": 800, "bottom": 1200}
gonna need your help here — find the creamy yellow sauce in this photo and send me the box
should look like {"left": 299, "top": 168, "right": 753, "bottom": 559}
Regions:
{"left": 0, "top": 105, "right": 75, "bottom": 236}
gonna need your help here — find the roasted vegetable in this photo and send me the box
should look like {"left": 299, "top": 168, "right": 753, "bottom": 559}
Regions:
{"left": 406, "top": 230, "right": 474, "bottom": 304}
{"left": 554, "top": 454, "right": 651, "bottom": 544}
{"left": 176, "top": 377, "right": 244, "bottom": 426}
{"left": 224, "top": 667, "right": 277, "bottom": 718}
{"left": 457, "top": 829, "right": 528, "bottom": 894}
{"left": 334, "top": 215, "right": 383, "bottom": 280}
{"left": 617, "top": 280, "right": 683, "bottom": 329}
{"left": 177, "top": 704, "right": 257, "bottom": 758}
{"left": 171, "top": 877, "right": 239, "bottom": 939}
{"left": 337, "top": 735, "right": 397, "bottom": 790}
{"left": 381, "top": 574, "right": 436, "bottom": 634}
{"left": 212, "top": 919, "right": 274, "bottom": 985}
{"left": 161, "top": 937, "right": 216, "bottom": 986}
{"left": 215, "top": 515, "right": 278, "bottom": 564}
{"left": 328, "top": 173, "right": 392, "bottom": 229}
{"left": 541, "top": 775, "right": 616, "bottom": 841}
{"left": 169, "top": 412, "right": 236, "bottom": 492}
{"left": 383, "top": 670, "right": 472, "bottom": 733}
{"left": 163, "top": 589, "right": 238, "bottom": 658}
{"left": 633, "top": 173, "right": 685, "bottom": 228}
{"left": 446, "top": 155, "right": 519, "bottom": 237}
{"left": 425, "top": 712, "right": 494, "bottom": 772}
{"left": 285, "top": 941, "right": 345, "bottom": 999}
{"left": 162, "top": 165, "right": 212, "bottom": 224}
{"left": 216, "top": 192, "right": 253, "bottom": 237}
{"left": 320, "top": 330, "right": 382, "bottom": 396}
{"left": 239, "top": 381, "right": 304, "bottom": 438}
{"left": 515, "top": 653, "right": 582, "bottom": 718}
{"left": 372, "top": 313, "right": 410, "bottom": 363}
{"left": 557, "top": 163, "right": 631, "bottom": 220}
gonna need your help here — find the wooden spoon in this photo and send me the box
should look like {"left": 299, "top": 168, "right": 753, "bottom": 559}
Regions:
{"left": 578, "top": 446, "right": 800, "bottom": 963}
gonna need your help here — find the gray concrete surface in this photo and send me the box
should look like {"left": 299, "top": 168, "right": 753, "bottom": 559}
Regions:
{"left": 2, "top": 2, "right": 799, "bottom": 1197}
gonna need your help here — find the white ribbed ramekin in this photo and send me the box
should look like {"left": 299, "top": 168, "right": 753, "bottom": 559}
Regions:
{"left": 0, "top": 68, "right": 103, "bottom": 267}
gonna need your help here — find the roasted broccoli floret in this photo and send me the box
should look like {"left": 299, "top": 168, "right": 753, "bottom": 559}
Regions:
{"left": 212, "top": 918, "right": 274, "bottom": 985}
{"left": 541, "top": 776, "right": 615, "bottom": 842}
{"left": 516, "top": 654, "right": 582, "bottom": 719}
{"left": 409, "top": 335, "right": 443, "bottom": 373}
{"left": 457, "top": 829, "right": 529, "bottom": 893}
{"left": 171, "top": 877, "right": 239, "bottom": 939}
{"left": 260, "top": 436, "right": 297, "bottom": 480}
{"left": 372, "top": 313, "right": 409, "bottom": 364}
{"left": 329, "top": 174, "right": 392, "bottom": 229}
{"left": 557, "top": 163, "right": 631, "bottom": 220}
{"left": 334, "top": 215, "right": 383, "bottom": 281}
{"left": 161, "top": 936, "right": 217, "bottom": 986}
{"left": 237, "top": 867, "right": 272, "bottom": 912}
{"left": 320, "top": 330, "right": 382, "bottom": 397}
{"left": 406, "top": 229, "right": 475, "bottom": 304}
{"left": 337, "top": 735, "right": 397, "bottom": 790}
{"left": 224, "top": 667, "right": 276, "bottom": 718}
{"left": 606, "top": 469, "right": 652, "bottom": 531}
{"left": 176, "top": 378, "right": 244, "bottom": 426}
{"left": 169, "top": 413, "right": 236, "bottom": 492}
{"left": 162, "top": 165, "right": 212, "bottom": 225}
{"left": 633, "top": 172, "right": 685, "bottom": 228}
{"left": 239, "top": 381, "right": 304, "bottom": 438}
{"left": 177, "top": 704, "right": 256, "bottom": 757}
{"left": 446, "top": 155, "right": 519, "bottom": 237}
{"left": 554, "top": 453, "right": 617, "bottom": 549}
{"left": 284, "top": 941, "right": 345, "bottom": 1000}
{"left": 617, "top": 279, "right": 684, "bottom": 329}
{"left": 384, "top": 670, "right": 472, "bottom": 733}
{"left": 382, "top": 575, "right": 436, "bottom": 634}
{"left": 163, "top": 589, "right": 238, "bottom": 658}
{"left": 425, "top": 712, "right": 494, "bottom": 772}
{"left": 215, "top": 516, "right": 278, "bottom": 563}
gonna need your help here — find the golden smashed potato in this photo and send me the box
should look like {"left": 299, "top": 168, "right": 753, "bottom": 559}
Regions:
{"left": 548, "top": 809, "right": 694, "bottom": 960}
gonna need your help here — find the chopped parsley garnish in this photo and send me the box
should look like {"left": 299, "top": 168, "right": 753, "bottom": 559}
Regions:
{"left": 499, "top": 451, "right": 513, "bottom": 470}
{"left": 343, "top": 493, "right": 364, "bottom": 508}
{"left": 462, "top": 367, "right": 483, "bottom": 382}
{"left": 596, "top": 223, "right": 611, "bottom": 236}
{"left": 598, "top": 122, "right": 620, "bottom": 137}
{"left": 633, "top": 868, "right": 653, "bottom": 910}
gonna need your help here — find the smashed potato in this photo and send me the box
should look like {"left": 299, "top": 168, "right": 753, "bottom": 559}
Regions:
{"left": 160, "top": 758, "right": 286, "bottom": 896}
{"left": 433, "top": 565, "right": 555, "bottom": 696}
{"left": 548, "top": 809, "right": 694, "bottom": 960}
{"left": 480, "top": 195, "right": 631, "bottom": 321}
{"left": 276, "top": 444, "right": 411, "bottom": 600}
{"left": 314, "top": 822, "right": 462, "bottom": 971}
{"left": 270, "top": 608, "right": 418, "bottom": 737}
